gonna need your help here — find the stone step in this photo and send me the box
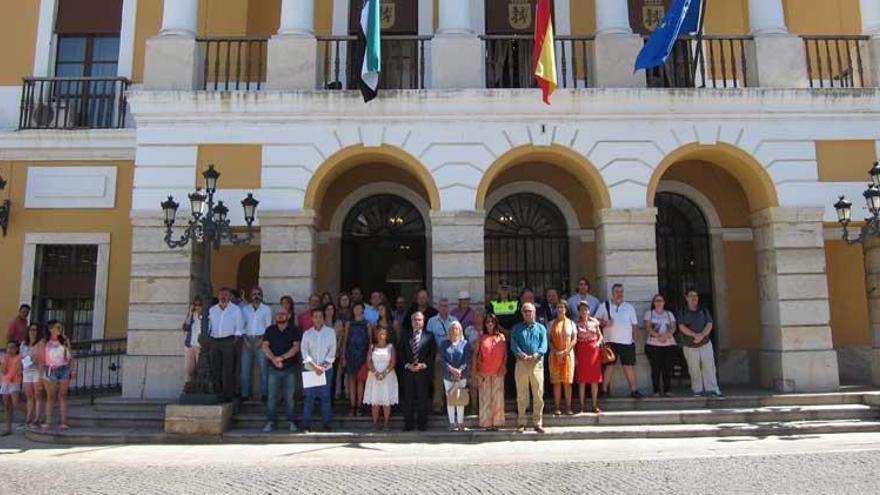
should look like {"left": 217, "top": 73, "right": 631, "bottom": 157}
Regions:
{"left": 233, "top": 391, "right": 878, "bottom": 415}
{"left": 92, "top": 397, "right": 171, "bottom": 414}
{"left": 23, "top": 419, "right": 880, "bottom": 445}
{"left": 65, "top": 409, "right": 166, "bottom": 429}
{"left": 230, "top": 404, "right": 878, "bottom": 429}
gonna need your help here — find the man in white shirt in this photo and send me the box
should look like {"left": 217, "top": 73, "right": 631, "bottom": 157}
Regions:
{"left": 208, "top": 287, "right": 244, "bottom": 402}
{"left": 240, "top": 287, "right": 273, "bottom": 401}
{"left": 567, "top": 278, "right": 601, "bottom": 318}
{"left": 426, "top": 298, "right": 458, "bottom": 413}
{"left": 300, "top": 308, "right": 337, "bottom": 432}
{"left": 594, "top": 284, "right": 643, "bottom": 399}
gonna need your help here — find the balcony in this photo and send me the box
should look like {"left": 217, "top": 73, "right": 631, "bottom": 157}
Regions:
{"left": 646, "top": 35, "right": 753, "bottom": 89}
{"left": 801, "top": 35, "right": 871, "bottom": 88}
{"left": 480, "top": 34, "right": 594, "bottom": 89}
{"left": 197, "top": 36, "right": 269, "bottom": 91}
{"left": 317, "top": 35, "right": 432, "bottom": 90}
{"left": 19, "top": 77, "right": 130, "bottom": 130}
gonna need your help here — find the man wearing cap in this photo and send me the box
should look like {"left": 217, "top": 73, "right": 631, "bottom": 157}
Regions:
{"left": 488, "top": 279, "right": 518, "bottom": 331}
{"left": 451, "top": 291, "right": 477, "bottom": 331}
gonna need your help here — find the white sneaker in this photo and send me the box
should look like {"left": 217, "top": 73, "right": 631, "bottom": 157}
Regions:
{"left": 262, "top": 422, "right": 274, "bottom": 433}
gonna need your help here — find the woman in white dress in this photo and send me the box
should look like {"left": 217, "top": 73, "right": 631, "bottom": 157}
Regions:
{"left": 363, "top": 325, "right": 398, "bottom": 431}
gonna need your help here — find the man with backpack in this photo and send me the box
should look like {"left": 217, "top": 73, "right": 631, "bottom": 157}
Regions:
{"left": 594, "top": 284, "right": 643, "bottom": 399}
{"left": 677, "top": 289, "right": 723, "bottom": 398}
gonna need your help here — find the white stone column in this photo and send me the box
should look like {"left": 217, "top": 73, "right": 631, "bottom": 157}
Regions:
{"left": 748, "top": 0, "right": 788, "bottom": 36}
{"left": 862, "top": 0, "right": 880, "bottom": 86}
{"left": 431, "top": 0, "right": 482, "bottom": 88}
{"left": 258, "top": 210, "right": 317, "bottom": 307}
{"left": 144, "top": 0, "right": 201, "bottom": 89}
{"left": 430, "top": 211, "right": 485, "bottom": 305}
{"left": 595, "top": 209, "right": 657, "bottom": 393}
{"left": 865, "top": 237, "right": 880, "bottom": 385}
{"left": 750, "top": 207, "right": 839, "bottom": 392}
{"left": 744, "top": 0, "right": 809, "bottom": 87}
{"left": 122, "top": 212, "right": 199, "bottom": 400}
{"left": 267, "top": 0, "right": 319, "bottom": 90}
{"left": 595, "top": 0, "right": 632, "bottom": 35}
{"left": 591, "top": 0, "right": 644, "bottom": 88}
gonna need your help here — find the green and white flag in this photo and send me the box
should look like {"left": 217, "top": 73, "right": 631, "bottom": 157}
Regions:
{"left": 359, "top": 0, "right": 381, "bottom": 102}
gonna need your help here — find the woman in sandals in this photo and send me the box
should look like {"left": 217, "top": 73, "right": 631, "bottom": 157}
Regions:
{"left": 41, "top": 320, "right": 75, "bottom": 431}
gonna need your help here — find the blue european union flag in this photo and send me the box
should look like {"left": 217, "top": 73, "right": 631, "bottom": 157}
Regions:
{"left": 635, "top": 0, "right": 703, "bottom": 72}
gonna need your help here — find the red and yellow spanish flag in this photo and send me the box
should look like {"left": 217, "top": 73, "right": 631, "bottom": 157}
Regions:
{"left": 533, "top": 0, "right": 557, "bottom": 105}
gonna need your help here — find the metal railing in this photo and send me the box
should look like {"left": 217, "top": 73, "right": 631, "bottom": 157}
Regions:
{"left": 19, "top": 77, "right": 130, "bottom": 130}
{"left": 317, "top": 35, "right": 431, "bottom": 90}
{"left": 802, "top": 35, "right": 870, "bottom": 88}
{"left": 69, "top": 338, "right": 126, "bottom": 399}
{"left": 646, "top": 35, "right": 752, "bottom": 89}
{"left": 481, "top": 34, "right": 594, "bottom": 89}
{"left": 197, "top": 36, "right": 269, "bottom": 91}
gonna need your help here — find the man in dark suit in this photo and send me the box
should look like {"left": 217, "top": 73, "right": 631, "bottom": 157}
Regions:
{"left": 398, "top": 311, "right": 436, "bottom": 431}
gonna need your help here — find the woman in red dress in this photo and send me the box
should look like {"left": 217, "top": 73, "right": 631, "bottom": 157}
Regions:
{"left": 574, "top": 300, "right": 604, "bottom": 414}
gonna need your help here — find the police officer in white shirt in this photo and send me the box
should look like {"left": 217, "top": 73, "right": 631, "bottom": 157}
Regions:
{"left": 208, "top": 287, "right": 244, "bottom": 402}
{"left": 594, "top": 284, "right": 644, "bottom": 399}
{"left": 240, "top": 287, "right": 273, "bottom": 401}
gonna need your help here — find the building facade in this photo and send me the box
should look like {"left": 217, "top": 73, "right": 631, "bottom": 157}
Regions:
{"left": 0, "top": 0, "right": 879, "bottom": 399}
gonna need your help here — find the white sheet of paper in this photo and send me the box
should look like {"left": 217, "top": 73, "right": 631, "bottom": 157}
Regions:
{"left": 302, "top": 370, "right": 327, "bottom": 389}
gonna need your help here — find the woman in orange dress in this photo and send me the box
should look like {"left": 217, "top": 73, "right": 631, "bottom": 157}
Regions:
{"left": 575, "top": 301, "right": 604, "bottom": 414}
{"left": 472, "top": 313, "right": 507, "bottom": 430}
{"left": 548, "top": 301, "right": 576, "bottom": 416}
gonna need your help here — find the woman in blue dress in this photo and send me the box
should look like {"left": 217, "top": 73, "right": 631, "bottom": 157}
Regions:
{"left": 342, "top": 302, "right": 370, "bottom": 416}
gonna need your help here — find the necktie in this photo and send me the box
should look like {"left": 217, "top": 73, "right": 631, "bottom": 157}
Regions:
{"left": 411, "top": 330, "right": 421, "bottom": 357}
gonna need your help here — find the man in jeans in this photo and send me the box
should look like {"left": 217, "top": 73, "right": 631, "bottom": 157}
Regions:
{"left": 511, "top": 302, "right": 548, "bottom": 434}
{"left": 300, "top": 308, "right": 336, "bottom": 432}
{"left": 594, "top": 284, "right": 643, "bottom": 399}
{"left": 261, "top": 307, "right": 302, "bottom": 433}
{"left": 240, "top": 287, "right": 273, "bottom": 401}
{"left": 677, "top": 289, "right": 723, "bottom": 398}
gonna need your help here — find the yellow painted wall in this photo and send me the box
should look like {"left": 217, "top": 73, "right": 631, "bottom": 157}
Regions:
{"left": 0, "top": 161, "right": 133, "bottom": 346}
{"left": 705, "top": 0, "right": 749, "bottom": 34}
{"left": 211, "top": 244, "right": 260, "bottom": 295}
{"left": 577, "top": 241, "right": 597, "bottom": 294}
{"left": 133, "top": 0, "right": 163, "bottom": 83}
{"left": 784, "top": 0, "right": 861, "bottom": 34}
{"left": 659, "top": 160, "right": 753, "bottom": 228}
{"left": 196, "top": 145, "right": 262, "bottom": 190}
{"left": 825, "top": 240, "right": 871, "bottom": 346}
{"left": 570, "top": 0, "right": 596, "bottom": 35}
{"left": 723, "top": 241, "right": 761, "bottom": 350}
{"left": 0, "top": 1, "right": 40, "bottom": 84}
{"left": 486, "top": 162, "right": 596, "bottom": 228}
{"left": 816, "top": 140, "right": 877, "bottom": 182}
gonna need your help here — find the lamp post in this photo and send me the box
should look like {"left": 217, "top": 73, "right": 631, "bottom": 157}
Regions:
{"left": 161, "top": 164, "right": 259, "bottom": 404}
{"left": 833, "top": 161, "right": 880, "bottom": 244}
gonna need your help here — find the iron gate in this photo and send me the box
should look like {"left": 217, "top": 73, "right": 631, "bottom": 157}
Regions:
{"left": 485, "top": 193, "right": 570, "bottom": 298}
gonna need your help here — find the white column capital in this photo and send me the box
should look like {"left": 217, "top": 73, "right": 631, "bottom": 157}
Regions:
{"left": 862, "top": 0, "right": 880, "bottom": 37}
{"left": 437, "top": 0, "right": 474, "bottom": 34}
{"left": 160, "top": 0, "right": 199, "bottom": 37}
{"left": 278, "top": 0, "right": 315, "bottom": 36}
{"left": 749, "top": 0, "right": 789, "bottom": 36}
{"left": 595, "top": 0, "right": 633, "bottom": 36}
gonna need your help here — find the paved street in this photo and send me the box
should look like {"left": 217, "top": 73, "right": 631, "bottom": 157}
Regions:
{"left": 1, "top": 433, "right": 879, "bottom": 494}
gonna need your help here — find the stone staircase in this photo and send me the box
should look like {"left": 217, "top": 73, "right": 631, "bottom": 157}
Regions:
{"left": 15, "top": 389, "right": 880, "bottom": 445}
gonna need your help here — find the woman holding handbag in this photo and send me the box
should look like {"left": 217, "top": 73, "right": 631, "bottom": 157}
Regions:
{"left": 548, "top": 301, "right": 577, "bottom": 416}
{"left": 574, "top": 301, "right": 605, "bottom": 414}
{"left": 442, "top": 321, "right": 471, "bottom": 431}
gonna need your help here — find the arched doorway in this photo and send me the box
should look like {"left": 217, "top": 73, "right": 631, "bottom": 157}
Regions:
{"left": 485, "top": 192, "right": 570, "bottom": 297}
{"left": 341, "top": 194, "right": 427, "bottom": 299}
{"left": 655, "top": 191, "right": 715, "bottom": 341}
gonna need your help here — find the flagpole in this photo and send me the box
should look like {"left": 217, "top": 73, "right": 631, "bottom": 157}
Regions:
{"left": 692, "top": 0, "right": 709, "bottom": 87}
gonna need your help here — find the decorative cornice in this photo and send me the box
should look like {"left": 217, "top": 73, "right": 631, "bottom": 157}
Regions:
{"left": 0, "top": 129, "right": 136, "bottom": 161}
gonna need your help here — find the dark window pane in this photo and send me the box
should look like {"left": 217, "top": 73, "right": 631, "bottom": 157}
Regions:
{"left": 57, "top": 37, "right": 86, "bottom": 63}
{"left": 92, "top": 37, "right": 120, "bottom": 62}
{"left": 32, "top": 244, "right": 98, "bottom": 342}
{"left": 56, "top": 63, "right": 85, "bottom": 78}
{"left": 89, "top": 63, "right": 118, "bottom": 78}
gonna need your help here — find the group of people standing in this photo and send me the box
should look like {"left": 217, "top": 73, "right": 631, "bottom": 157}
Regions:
{"left": 181, "top": 276, "right": 722, "bottom": 434}
{"left": 2, "top": 304, "right": 77, "bottom": 434}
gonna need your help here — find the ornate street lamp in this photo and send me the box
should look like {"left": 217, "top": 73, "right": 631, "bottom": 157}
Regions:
{"left": 161, "top": 164, "right": 259, "bottom": 404}
{"left": 834, "top": 161, "right": 880, "bottom": 244}
{"left": 0, "top": 175, "right": 9, "bottom": 236}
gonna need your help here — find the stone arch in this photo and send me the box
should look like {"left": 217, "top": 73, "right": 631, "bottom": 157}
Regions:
{"left": 647, "top": 142, "right": 779, "bottom": 214}
{"left": 656, "top": 180, "right": 723, "bottom": 230}
{"left": 476, "top": 144, "right": 611, "bottom": 216}
{"left": 304, "top": 144, "right": 441, "bottom": 212}
{"left": 329, "top": 182, "right": 432, "bottom": 236}
{"left": 485, "top": 181, "right": 580, "bottom": 235}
